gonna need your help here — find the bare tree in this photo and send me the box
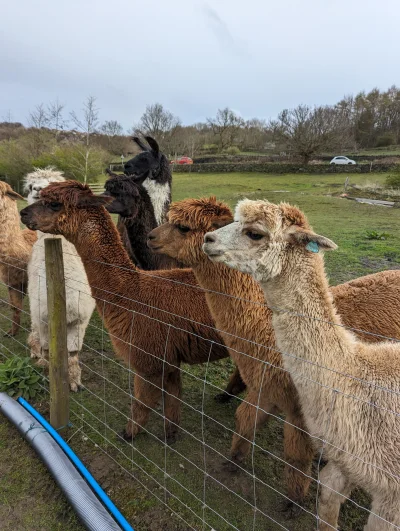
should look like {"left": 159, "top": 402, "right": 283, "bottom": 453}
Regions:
{"left": 47, "top": 99, "right": 68, "bottom": 136}
{"left": 70, "top": 96, "right": 100, "bottom": 183}
{"left": 132, "top": 103, "right": 181, "bottom": 140}
{"left": 270, "top": 104, "right": 351, "bottom": 164}
{"left": 207, "top": 108, "right": 244, "bottom": 151}
{"left": 2, "top": 110, "right": 13, "bottom": 123}
{"left": 28, "top": 104, "right": 49, "bottom": 129}
{"left": 70, "top": 96, "right": 99, "bottom": 146}
{"left": 99, "top": 120, "right": 125, "bottom": 154}
{"left": 100, "top": 120, "right": 123, "bottom": 137}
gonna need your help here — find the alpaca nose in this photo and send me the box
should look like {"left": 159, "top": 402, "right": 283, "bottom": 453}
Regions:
{"left": 204, "top": 233, "right": 216, "bottom": 244}
{"left": 148, "top": 232, "right": 156, "bottom": 241}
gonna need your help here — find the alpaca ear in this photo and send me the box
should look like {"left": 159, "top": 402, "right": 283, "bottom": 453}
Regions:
{"left": 211, "top": 215, "right": 233, "bottom": 229}
{"left": 131, "top": 170, "right": 150, "bottom": 186}
{"left": 289, "top": 228, "right": 337, "bottom": 252}
{"left": 132, "top": 137, "right": 149, "bottom": 152}
{"left": 105, "top": 168, "right": 120, "bottom": 178}
{"left": 145, "top": 136, "right": 160, "bottom": 155}
{"left": 6, "top": 190, "right": 24, "bottom": 201}
{"left": 76, "top": 195, "right": 114, "bottom": 208}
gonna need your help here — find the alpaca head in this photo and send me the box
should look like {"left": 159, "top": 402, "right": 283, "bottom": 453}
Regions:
{"left": 23, "top": 167, "right": 65, "bottom": 205}
{"left": 124, "top": 136, "right": 169, "bottom": 183}
{"left": 20, "top": 180, "right": 112, "bottom": 237}
{"left": 148, "top": 197, "right": 233, "bottom": 266}
{"left": 203, "top": 199, "right": 337, "bottom": 281}
{"left": 103, "top": 170, "right": 149, "bottom": 218}
{"left": 0, "top": 181, "right": 24, "bottom": 211}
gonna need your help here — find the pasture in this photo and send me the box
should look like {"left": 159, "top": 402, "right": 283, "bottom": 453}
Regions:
{"left": 0, "top": 171, "right": 399, "bottom": 531}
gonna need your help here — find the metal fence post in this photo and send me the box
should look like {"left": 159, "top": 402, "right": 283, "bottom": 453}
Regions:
{"left": 45, "top": 237, "right": 69, "bottom": 429}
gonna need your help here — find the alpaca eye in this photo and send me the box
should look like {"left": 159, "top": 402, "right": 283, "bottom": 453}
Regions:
{"left": 246, "top": 231, "right": 263, "bottom": 241}
{"left": 177, "top": 225, "right": 190, "bottom": 234}
{"left": 49, "top": 202, "right": 62, "bottom": 211}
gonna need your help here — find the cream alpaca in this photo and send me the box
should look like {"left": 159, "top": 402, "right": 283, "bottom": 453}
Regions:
{"left": 204, "top": 199, "right": 400, "bottom": 531}
{"left": 24, "top": 168, "right": 95, "bottom": 391}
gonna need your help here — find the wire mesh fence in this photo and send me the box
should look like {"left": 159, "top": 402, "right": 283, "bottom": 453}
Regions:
{"left": 0, "top": 238, "right": 399, "bottom": 531}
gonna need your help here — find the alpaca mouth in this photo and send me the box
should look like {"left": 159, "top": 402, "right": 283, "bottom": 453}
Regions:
{"left": 147, "top": 241, "right": 162, "bottom": 252}
{"left": 202, "top": 245, "right": 225, "bottom": 260}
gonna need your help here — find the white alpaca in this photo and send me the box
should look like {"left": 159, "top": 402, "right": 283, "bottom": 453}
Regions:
{"left": 204, "top": 199, "right": 400, "bottom": 531}
{"left": 24, "top": 168, "right": 95, "bottom": 391}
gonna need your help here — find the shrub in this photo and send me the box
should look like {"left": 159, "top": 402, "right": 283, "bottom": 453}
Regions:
{"left": 386, "top": 171, "right": 400, "bottom": 188}
{"left": 364, "top": 230, "right": 391, "bottom": 241}
{"left": 0, "top": 356, "right": 44, "bottom": 400}
{"left": 33, "top": 143, "right": 112, "bottom": 183}
{"left": 202, "top": 144, "right": 219, "bottom": 154}
{"left": 376, "top": 134, "right": 395, "bottom": 148}
{"left": 224, "top": 146, "right": 241, "bottom": 155}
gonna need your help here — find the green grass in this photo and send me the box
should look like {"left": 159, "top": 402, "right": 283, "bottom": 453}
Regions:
{"left": 1, "top": 172, "right": 399, "bottom": 530}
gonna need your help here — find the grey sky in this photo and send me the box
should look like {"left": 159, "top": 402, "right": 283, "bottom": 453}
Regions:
{"left": 1, "top": 0, "right": 399, "bottom": 129}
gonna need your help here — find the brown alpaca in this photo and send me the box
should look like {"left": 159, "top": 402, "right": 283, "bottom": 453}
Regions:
{"left": 148, "top": 196, "right": 400, "bottom": 513}
{"left": 205, "top": 198, "right": 400, "bottom": 530}
{"left": 0, "top": 181, "right": 37, "bottom": 336}
{"left": 19, "top": 181, "right": 244, "bottom": 442}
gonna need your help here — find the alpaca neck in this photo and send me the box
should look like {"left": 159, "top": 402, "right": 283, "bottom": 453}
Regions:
{"left": 194, "top": 259, "right": 266, "bottom": 339}
{"left": 120, "top": 215, "right": 156, "bottom": 270}
{"left": 259, "top": 251, "right": 353, "bottom": 385}
{"left": 66, "top": 209, "right": 138, "bottom": 305}
{"left": 0, "top": 204, "right": 23, "bottom": 252}
{"left": 142, "top": 179, "right": 170, "bottom": 225}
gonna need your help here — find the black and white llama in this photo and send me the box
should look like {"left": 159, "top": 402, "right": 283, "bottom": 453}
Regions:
{"left": 124, "top": 136, "right": 171, "bottom": 225}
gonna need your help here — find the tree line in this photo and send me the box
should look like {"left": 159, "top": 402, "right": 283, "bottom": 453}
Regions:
{"left": 1, "top": 86, "right": 400, "bottom": 186}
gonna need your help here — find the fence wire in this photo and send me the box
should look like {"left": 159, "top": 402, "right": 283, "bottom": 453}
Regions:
{"left": 0, "top": 243, "right": 399, "bottom": 531}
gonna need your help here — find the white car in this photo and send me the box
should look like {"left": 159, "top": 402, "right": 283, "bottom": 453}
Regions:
{"left": 330, "top": 156, "right": 356, "bottom": 165}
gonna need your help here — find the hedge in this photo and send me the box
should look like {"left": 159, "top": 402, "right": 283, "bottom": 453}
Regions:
{"left": 173, "top": 162, "right": 399, "bottom": 174}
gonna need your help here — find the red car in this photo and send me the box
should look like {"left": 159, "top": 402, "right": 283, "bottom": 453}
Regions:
{"left": 170, "top": 156, "right": 193, "bottom": 165}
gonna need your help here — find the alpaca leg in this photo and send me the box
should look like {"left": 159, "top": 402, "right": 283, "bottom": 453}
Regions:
{"left": 162, "top": 369, "right": 182, "bottom": 444}
{"left": 68, "top": 352, "right": 82, "bottom": 393}
{"left": 281, "top": 412, "right": 315, "bottom": 515}
{"left": 215, "top": 366, "right": 247, "bottom": 403}
{"left": 317, "top": 461, "right": 353, "bottom": 531}
{"left": 364, "top": 490, "right": 400, "bottom": 531}
{"left": 6, "top": 286, "right": 23, "bottom": 337}
{"left": 28, "top": 329, "right": 41, "bottom": 359}
{"left": 123, "top": 373, "right": 162, "bottom": 441}
{"left": 230, "top": 389, "right": 276, "bottom": 465}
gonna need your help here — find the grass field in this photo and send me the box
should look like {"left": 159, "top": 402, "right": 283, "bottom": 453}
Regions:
{"left": 0, "top": 171, "right": 399, "bottom": 530}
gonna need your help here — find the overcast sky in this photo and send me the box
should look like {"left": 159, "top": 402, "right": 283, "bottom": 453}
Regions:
{"left": 1, "top": 0, "right": 399, "bottom": 130}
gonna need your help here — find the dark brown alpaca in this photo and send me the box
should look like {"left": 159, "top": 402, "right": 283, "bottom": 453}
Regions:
{"left": 104, "top": 170, "right": 180, "bottom": 270}
{"left": 0, "top": 181, "right": 37, "bottom": 336}
{"left": 20, "top": 181, "right": 244, "bottom": 441}
{"left": 148, "top": 196, "right": 400, "bottom": 513}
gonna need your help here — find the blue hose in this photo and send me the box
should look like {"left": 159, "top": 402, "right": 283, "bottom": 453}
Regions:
{"left": 18, "top": 397, "right": 134, "bottom": 531}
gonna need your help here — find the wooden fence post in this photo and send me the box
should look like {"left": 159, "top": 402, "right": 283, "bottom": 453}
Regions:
{"left": 45, "top": 238, "right": 69, "bottom": 429}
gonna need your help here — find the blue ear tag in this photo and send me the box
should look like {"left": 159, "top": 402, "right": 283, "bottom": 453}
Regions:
{"left": 306, "top": 241, "right": 319, "bottom": 253}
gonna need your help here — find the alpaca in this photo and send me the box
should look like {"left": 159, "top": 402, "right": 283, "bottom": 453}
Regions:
{"left": 19, "top": 180, "right": 245, "bottom": 441}
{"left": 104, "top": 170, "right": 180, "bottom": 270}
{"left": 23, "top": 168, "right": 96, "bottom": 392}
{"left": 0, "top": 181, "right": 36, "bottom": 336}
{"left": 148, "top": 196, "right": 400, "bottom": 513}
{"left": 204, "top": 198, "right": 400, "bottom": 530}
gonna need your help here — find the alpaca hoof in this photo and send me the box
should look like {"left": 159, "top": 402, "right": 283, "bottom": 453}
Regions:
{"left": 119, "top": 430, "right": 134, "bottom": 442}
{"left": 69, "top": 382, "right": 83, "bottom": 393}
{"left": 214, "top": 392, "right": 233, "bottom": 403}
{"left": 36, "top": 358, "right": 49, "bottom": 368}
{"left": 277, "top": 499, "right": 303, "bottom": 519}
{"left": 223, "top": 459, "right": 241, "bottom": 474}
{"left": 4, "top": 330, "right": 15, "bottom": 338}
